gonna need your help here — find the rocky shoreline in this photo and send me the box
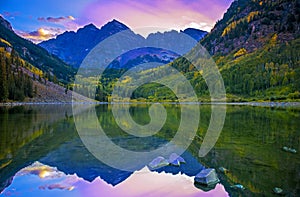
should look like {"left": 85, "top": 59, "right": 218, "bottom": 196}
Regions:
{"left": 213, "top": 102, "right": 300, "bottom": 108}
{"left": 1, "top": 101, "right": 300, "bottom": 108}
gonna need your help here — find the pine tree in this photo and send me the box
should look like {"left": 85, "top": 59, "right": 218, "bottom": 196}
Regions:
{"left": 34, "top": 85, "right": 38, "bottom": 96}
{"left": 25, "top": 76, "right": 33, "bottom": 98}
{"left": 0, "top": 55, "right": 8, "bottom": 101}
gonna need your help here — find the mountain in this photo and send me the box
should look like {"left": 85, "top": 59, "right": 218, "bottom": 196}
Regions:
{"left": 0, "top": 16, "right": 13, "bottom": 32}
{"left": 39, "top": 20, "right": 130, "bottom": 68}
{"left": 107, "top": 47, "right": 179, "bottom": 70}
{"left": 106, "top": 29, "right": 207, "bottom": 70}
{"left": 201, "top": 0, "right": 300, "bottom": 55}
{"left": 196, "top": 0, "right": 300, "bottom": 101}
{"left": 0, "top": 16, "right": 75, "bottom": 83}
{"left": 39, "top": 20, "right": 207, "bottom": 68}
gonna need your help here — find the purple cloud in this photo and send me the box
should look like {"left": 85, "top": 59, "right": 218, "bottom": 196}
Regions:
{"left": 37, "top": 15, "right": 75, "bottom": 23}
{"left": 47, "top": 16, "right": 66, "bottom": 23}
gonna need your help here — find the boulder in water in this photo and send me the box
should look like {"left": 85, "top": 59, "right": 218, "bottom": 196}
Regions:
{"left": 194, "top": 168, "right": 219, "bottom": 185}
{"left": 168, "top": 153, "right": 186, "bottom": 166}
{"left": 148, "top": 156, "right": 169, "bottom": 169}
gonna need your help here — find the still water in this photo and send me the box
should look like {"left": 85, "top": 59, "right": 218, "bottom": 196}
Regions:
{"left": 0, "top": 104, "right": 299, "bottom": 197}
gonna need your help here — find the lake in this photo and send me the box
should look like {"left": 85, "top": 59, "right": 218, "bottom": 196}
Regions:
{"left": 0, "top": 104, "right": 299, "bottom": 197}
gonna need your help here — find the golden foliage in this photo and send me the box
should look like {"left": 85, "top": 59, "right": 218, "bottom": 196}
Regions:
{"left": 234, "top": 48, "right": 247, "bottom": 58}
{"left": 222, "top": 11, "right": 260, "bottom": 37}
{"left": 222, "top": 21, "right": 239, "bottom": 37}
{"left": 247, "top": 11, "right": 260, "bottom": 23}
{"left": 0, "top": 38, "right": 12, "bottom": 47}
{"left": 270, "top": 33, "right": 278, "bottom": 46}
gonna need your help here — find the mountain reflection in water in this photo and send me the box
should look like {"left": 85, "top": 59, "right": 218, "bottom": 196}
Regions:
{"left": 1, "top": 161, "right": 228, "bottom": 197}
{"left": 0, "top": 104, "right": 299, "bottom": 197}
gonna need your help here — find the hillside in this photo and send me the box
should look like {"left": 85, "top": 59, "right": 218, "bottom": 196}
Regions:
{"left": 0, "top": 16, "right": 94, "bottom": 102}
{"left": 201, "top": 0, "right": 300, "bottom": 55}
{"left": 0, "top": 47, "right": 93, "bottom": 102}
{"left": 198, "top": 0, "right": 300, "bottom": 101}
{"left": 0, "top": 16, "right": 75, "bottom": 83}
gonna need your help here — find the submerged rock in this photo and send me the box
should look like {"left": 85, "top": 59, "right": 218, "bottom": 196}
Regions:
{"left": 148, "top": 156, "right": 169, "bottom": 169}
{"left": 273, "top": 187, "right": 283, "bottom": 194}
{"left": 194, "top": 182, "right": 217, "bottom": 192}
{"left": 282, "top": 146, "right": 297, "bottom": 153}
{"left": 194, "top": 168, "right": 219, "bottom": 185}
{"left": 168, "top": 153, "right": 186, "bottom": 166}
{"left": 168, "top": 158, "right": 180, "bottom": 166}
{"left": 230, "top": 184, "right": 245, "bottom": 190}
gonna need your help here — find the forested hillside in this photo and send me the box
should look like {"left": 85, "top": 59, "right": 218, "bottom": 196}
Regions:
{"left": 200, "top": 0, "right": 300, "bottom": 101}
{"left": 201, "top": 0, "right": 300, "bottom": 55}
{"left": 0, "top": 48, "right": 34, "bottom": 101}
{"left": 0, "top": 40, "right": 91, "bottom": 102}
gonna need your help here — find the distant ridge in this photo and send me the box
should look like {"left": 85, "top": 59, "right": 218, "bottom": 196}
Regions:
{"left": 181, "top": 28, "right": 207, "bottom": 41}
{"left": 39, "top": 20, "right": 207, "bottom": 68}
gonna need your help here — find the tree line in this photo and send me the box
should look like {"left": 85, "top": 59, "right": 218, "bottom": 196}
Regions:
{"left": 0, "top": 49, "right": 34, "bottom": 101}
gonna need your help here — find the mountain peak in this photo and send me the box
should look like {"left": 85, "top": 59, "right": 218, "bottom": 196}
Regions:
{"left": 100, "top": 19, "right": 129, "bottom": 32}
{"left": 77, "top": 23, "right": 99, "bottom": 34}
{"left": 111, "top": 19, "right": 121, "bottom": 23}
{"left": 110, "top": 19, "right": 127, "bottom": 26}
{"left": 83, "top": 23, "right": 98, "bottom": 30}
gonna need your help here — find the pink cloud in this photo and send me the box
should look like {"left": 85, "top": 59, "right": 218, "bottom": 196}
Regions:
{"left": 79, "top": 0, "right": 233, "bottom": 35}
{"left": 16, "top": 27, "right": 64, "bottom": 43}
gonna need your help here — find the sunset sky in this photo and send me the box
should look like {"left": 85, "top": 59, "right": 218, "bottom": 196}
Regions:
{"left": 0, "top": 0, "right": 233, "bottom": 42}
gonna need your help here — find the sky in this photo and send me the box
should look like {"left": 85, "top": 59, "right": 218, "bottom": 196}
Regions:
{"left": 0, "top": 0, "right": 233, "bottom": 43}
